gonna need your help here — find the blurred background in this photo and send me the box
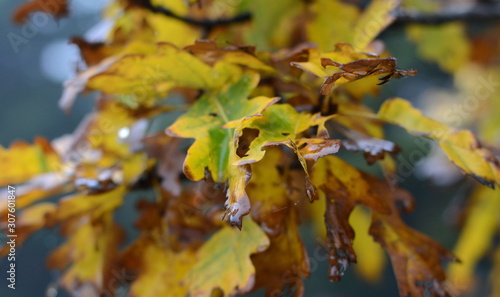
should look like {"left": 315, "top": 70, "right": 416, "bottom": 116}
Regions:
{"left": 0, "top": 0, "right": 488, "bottom": 296}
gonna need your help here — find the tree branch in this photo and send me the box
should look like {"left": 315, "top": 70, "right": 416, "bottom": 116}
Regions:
{"left": 139, "top": 0, "right": 251, "bottom": 31}
{"left": 393, "top": 4, "right": 500, "bottom": 26}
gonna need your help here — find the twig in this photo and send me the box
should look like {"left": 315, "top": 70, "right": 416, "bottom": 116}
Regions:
{"left": 139, "top": 0, "right": 251, "bottom": 31}
{"left": 393, "top": 4, "right": 500, "bottom": 25}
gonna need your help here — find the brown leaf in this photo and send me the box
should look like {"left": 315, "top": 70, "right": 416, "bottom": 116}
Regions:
{"left": 251, "top": 210, "right": 309, "bottom": 297}
{"left": 166, "top": 179, "right": 227, "bottom": 249}
{"left": 71, "top": 37, "right": 118, "bottom": 67}
{"left": 368, "top": 175, "right": 458, "bottom": 297}
{"left": 143, "top": 133, "right": 185, "bottom": 196}
{"left": 312, "top": 156, "right": 390, "bottom": 281}
{"left": 262, "top": 139, "right": 342, "bottom": 202}
{"left": 320, "top": 57, "right": 418, "bottom": 95}
{"left": 13, "top": 0, "right": 68, "bottom": 23}
{"left": 183, "top": 40, "right": 273, "bottom": 73}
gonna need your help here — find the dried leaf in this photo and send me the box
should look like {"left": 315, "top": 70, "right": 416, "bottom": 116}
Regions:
{"left": 13, "top": 0, "right": 68, "bottom": 23}
{"left": 369, "top": 177, "right": 457, "bottom": 297}
{"left": 311, "top": 156, "right": 390, "bottom": 281}
{"left": 319, "top": 57, "right": 417, "bottom": 95}
{"left": 143, "top": 133, "right": 185, "bottom": 196}
{"left": 340, "top": 128, "right": 400, "bottom": 165}
{"left": 251, "top": 210, "right": 309, "bottom": 297}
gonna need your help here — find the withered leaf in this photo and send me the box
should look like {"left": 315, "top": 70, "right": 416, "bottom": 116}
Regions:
{"left": 340, "top": 128, "right": 400, "bottom": 165}
{"left": 142, "top": 133, "right": 185, "bottom": 196}
{"left": 320, "top": 57, "right": 418, "bottom": 95}
{"left": 311, "top": 156, "right": 390, "bottom": 281}
{"left": 368, "top": 177, "right": 458, "bottom": 297}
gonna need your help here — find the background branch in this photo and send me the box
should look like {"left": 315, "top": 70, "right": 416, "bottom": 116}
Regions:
{"left": 393, "top": 4, "right": 500, "bottom": 25}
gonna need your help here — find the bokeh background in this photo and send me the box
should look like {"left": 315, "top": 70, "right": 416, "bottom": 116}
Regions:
{"left": 0, "top": 1, "right": 480, "bottom": 296}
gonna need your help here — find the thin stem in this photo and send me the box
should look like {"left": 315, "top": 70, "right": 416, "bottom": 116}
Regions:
{"left": 393, "top": 4, "right": 500, "bottom": 26}
{"left": 139, "top": 0, "right": 251, "bottom": 32}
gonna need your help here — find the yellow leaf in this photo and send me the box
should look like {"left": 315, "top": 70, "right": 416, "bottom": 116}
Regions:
{"left": 306, "top": 0, "right": 359, "bottom": 51}
{"left": 247, "top": 147, "right": 290, "bottom": 234}
{"left": 52, "top": 186, "right": 126, "bottom": 223}
{"left": 349, "top": 206, "right": 386, "bottom": 283}
{"left": 352, "top": 0, "right": 401, "bottom": 51}
{"left": 378, "top": 98, "right": 500, "bottom": 187}
{"left": 407, "top": 22, "right": 470, "bottom": 73}
{"left": 0, "top": 172, "right": 69, "bottom": 216}
{"left": 123, "top": 237, "right": 196, "bottom": 297}
{"left": 0, "top": 137, "right": 61, "bottom": 187}
{"left": 291, "top": 43, "right": 388, "bottom": 98}
{"left": 243, "top": 0, "right": 303, "bottom": 50}
{"left": 0, "top": 202, "right": 56, "bottom": 256}
{"left": 48, "top": 212, "right": 123, "bottom": 292}
{"left": 447, "top": 186, "right": 500, "bottom": 293}
{"left": 336, "top": 102, "right": 385, "bottom": 138}
{"left": 186, "top": 217, "right": 270, "bottom": 297}
{"left": 88, "top": 43, "right": 217, "bottom": 101}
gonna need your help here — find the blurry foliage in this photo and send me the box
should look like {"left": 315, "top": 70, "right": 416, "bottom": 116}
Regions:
{"left": 2, "top": 0, "right": 500, "bottom": 296}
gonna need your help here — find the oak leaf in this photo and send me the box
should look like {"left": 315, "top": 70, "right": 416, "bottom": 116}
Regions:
{"left": 185, "top": 217, "right": 270, "bottom": 297}
{"left": 311, "top": 156, "right": 390, "bottom": 281}
{"left": 378, "top": 98, "right": 500, "bottom": 187}
{"left": 122, "top": 236, "right": 196, "bottom": 297}
{"left": 368, "top": 175, "right": 457, "bottom": 297}
{"left": 48, "top": 213, "right": 124, "bottom": 293}
{"left": 166, "top": 74, "right": 278, "bottom": 227}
